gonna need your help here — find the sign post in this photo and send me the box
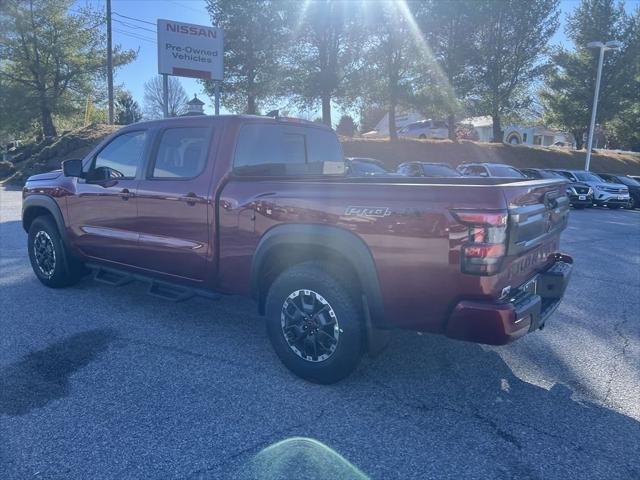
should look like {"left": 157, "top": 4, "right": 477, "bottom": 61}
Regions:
{"left": 157, "top": 19, "right": 223, "bottom": 116}
{"left": 162, "top": 74, "right": 169, "bottom": 118}
{"left": 214, "top": 81, "right": 220, "bottom": 115}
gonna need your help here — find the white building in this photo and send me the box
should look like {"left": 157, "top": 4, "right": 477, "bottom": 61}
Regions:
{"left": 462, "top": 116, "right": 573, "bottom": 147}
{"left": 364, "top": 111, "right": 573, "bottom": 147}
{"left": 363, "top": 111, "right": 426, "bottom": 136}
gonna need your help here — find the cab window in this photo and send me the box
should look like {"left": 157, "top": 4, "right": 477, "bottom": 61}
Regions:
{"left": 90, "top": 130, "right": 147, "bottom": 180}
{"left": 234, "top": 123, "right": 342, "bottom": 176}
{"left": 150, "top": 127, "right": 210, "bottom": 179}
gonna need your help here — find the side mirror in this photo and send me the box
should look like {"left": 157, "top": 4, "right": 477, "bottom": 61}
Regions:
{"left": 62, "top": 158, "right": 83, "bottom": 178}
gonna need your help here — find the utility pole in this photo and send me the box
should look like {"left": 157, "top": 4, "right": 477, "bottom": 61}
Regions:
{"left": 106, "top": 0, "right": 114, "bottom": 124}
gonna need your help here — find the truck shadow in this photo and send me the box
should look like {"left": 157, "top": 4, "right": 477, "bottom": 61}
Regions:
{"left": 350, "top": 331, "right": 640, "bottom": 478}
{"left": 0, "top": 329, "right": 117, "bottom": 416}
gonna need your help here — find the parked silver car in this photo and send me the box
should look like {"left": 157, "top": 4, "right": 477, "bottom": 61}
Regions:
{"left": 398, "top": 120, "right": 448, "bottom": 140}
{"left": 550, "top": 169, "right": 629, "bottom": 209}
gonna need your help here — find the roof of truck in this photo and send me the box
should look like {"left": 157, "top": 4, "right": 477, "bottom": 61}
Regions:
{"left": 125, "top": 114, "right": 330, "bottom": 130}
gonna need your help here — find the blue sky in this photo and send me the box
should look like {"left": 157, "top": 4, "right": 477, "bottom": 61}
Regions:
{"left": 77, "top": 0, "right": 640, "bottom": 119}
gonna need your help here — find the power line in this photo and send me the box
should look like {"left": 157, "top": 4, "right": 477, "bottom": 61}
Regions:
{"left": 113, "top": 28, "right": 157, "bottom": 44}
{"left": 113, "top": 18, "right": 156, "bottom": 34}
{"left": 112, "top": 11, "right": 156, "bottom": 26}
{"left": 169, "top": 1, "right": 205, "bottom": 14}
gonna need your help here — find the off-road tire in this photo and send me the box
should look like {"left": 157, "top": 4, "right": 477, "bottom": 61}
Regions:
{"left": 28, "top": 216, "right": 85, "bottom": 288}
{"left": 265, "top": 262, "right": 364, "bottom": 384}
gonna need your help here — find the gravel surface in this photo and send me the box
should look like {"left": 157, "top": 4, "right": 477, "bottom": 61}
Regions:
{"left": 1, "top": 186, "right": 639, "bottom": 479}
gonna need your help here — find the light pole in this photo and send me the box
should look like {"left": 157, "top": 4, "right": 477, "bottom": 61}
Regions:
{"left": 584, "top": 40, "right": 622, "bottom": 171}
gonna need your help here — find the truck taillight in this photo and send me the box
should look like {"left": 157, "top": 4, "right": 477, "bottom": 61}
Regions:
{"left": 451, "top": 210, "right": 508, "bottom": 275}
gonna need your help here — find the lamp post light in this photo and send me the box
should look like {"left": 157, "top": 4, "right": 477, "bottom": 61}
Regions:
{"left": 584, "top": 40, "right": 622, "bottom": 171}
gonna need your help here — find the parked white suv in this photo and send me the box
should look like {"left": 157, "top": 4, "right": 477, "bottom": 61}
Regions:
{"left": 398, "top": 120, "right": 448, "bottom": 139}
{"left": 550, "top": 169, "right": 629, "bottom": 209}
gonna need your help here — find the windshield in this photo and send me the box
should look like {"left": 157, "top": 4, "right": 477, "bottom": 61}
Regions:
{"left": 421, "top": 164, "right": 461, "bottom": 177}
{"left": 540, "top": 170, "right": 567, "bottom": 179}
{"left": 618, "top": 176, "right": 640, "bottom": 186}
{"left": 574, "top": 171, "right": 604, "bottom": 182}
{"left": 350, "top": 160, "right": 389, "bottom": 175}
{"left": 488, "top": 165, "right": 525, "bottom": 178}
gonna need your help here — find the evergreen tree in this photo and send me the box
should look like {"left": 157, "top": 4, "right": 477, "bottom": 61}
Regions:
{"left": 203, "top": 0, "right": 289, "bottom": 114}
{"left": 0, "top": 0, "right": 135, "bottom": 137}
{"left": 472, "top": 0, "right": 559, "bottom": 142}
{"left": 116, "top": 91, "right": 142, "bottom": 125}
{"left": 541, "top": 0, "right": 638, "bottom": 149}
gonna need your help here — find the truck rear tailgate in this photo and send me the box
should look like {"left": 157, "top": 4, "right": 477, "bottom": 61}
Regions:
{"left": 501, "top": 179, "right": 570, "bottom": 288}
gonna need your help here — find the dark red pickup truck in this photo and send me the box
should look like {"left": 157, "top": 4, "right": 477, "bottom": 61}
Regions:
{"left": 22, "top": 115, "right": 573, "bottom": 383}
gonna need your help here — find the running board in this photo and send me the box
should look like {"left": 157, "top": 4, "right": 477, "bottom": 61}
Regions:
{"left": 93, "top": 268, "right": 133, "bottom": 286}
{"left": 147, "top": 281, "right": 194, "bottom": 302}
{"left": 87, "top": 264, "right": 222, "bottom": 303}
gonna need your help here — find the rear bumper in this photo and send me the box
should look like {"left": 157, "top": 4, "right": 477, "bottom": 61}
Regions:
{"left": 445, "top": 253, "right": 573, "bottom": 345}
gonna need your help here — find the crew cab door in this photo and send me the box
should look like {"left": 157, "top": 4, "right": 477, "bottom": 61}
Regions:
{"left": 133, "top": 124, "right": 216, "bottom": 282}
{"left": 67, "top": 129, "right": 148, "bottom": 265}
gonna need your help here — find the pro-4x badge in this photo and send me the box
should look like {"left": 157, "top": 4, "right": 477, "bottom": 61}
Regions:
{"left": 345, "top": 206, "right": 392, "bottom": 217}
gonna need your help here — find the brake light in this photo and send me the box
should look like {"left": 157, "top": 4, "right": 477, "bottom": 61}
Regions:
{"left": 451, "top": 210, "right": 508, "bottom": 275}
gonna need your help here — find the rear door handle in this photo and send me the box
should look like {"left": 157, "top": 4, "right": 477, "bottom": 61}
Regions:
{"left": 120, "top": 188, "right": 133, "bottom": 200}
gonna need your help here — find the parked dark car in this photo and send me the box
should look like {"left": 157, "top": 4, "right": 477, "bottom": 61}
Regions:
{"left": 397, "top": 162, "right": 461, "bottom": 177}
{"left": 345, "top": 157, "right": 399, "bottom": 177}
{"left": 22, "top": 114, "right": 573, "bottom": 383}
{"left": 596, "top": 173, "right": 640, "bottom": 209}
{"left": 550, "top": 169, "right": 629, "bottom": 209}
{"left": 457, "top": 162, "right": 526, "bottom": 178}
{"left": 521, "top": 168, "right": 592, "bottom": 209}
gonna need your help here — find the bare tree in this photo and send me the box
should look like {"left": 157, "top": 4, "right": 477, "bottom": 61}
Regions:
{"left": 143, "top": 75, "right": 189, "bottom": 118}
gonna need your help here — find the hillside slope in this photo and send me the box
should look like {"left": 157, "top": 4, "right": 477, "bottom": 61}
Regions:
{"left": 3, "top": 125, "right": 639, "bottom": 186}
{"left": 1, "top": 124, "right": 119, "bottom": 185}
{"left": 342, "top": 138, "right": 640, "bottom": 174}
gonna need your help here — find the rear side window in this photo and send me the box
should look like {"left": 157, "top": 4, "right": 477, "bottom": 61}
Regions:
{"left": 462, "top": 165, "right": 489, "bottom": 177}
{"left": 489, "top": 165, "right": 525, "bottom": 178}
{"left": 234, "top": 123, "right": 342, "bottom": 176}
{"left": 93, "top": 131, "right": 147, "bottom": 178}
{"left": 151, "top": 127, "right": 210, "bottom": 179}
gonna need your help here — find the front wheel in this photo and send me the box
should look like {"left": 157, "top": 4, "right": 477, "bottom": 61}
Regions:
{"left": 265, "top": 262, "right": 364, "bottom": 384}
{"left": 28, "top": 216, "right": 85, "bottom": 288}
{"left": 626, "top": 197, "right": 636, "bottom": 209}
{"left": 607, "top": 204, "right": 621, "bottom": 210}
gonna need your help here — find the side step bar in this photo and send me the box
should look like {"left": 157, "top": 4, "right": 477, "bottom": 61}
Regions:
{"left": 94, "top": 268, "right": 134, "bottom": 286}
{"left": 88, "top": 264, "right": 221, "bottom": 303}
{"left": 147, "top": 281, "right": 194, "bottom": 302}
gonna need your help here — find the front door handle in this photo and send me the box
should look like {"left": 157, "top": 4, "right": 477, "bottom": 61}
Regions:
{"left": 181, "top": 192, "right": 200, "bottom": 206}
{"left": 120, "top": 188, "right": 132, "bottom": 200}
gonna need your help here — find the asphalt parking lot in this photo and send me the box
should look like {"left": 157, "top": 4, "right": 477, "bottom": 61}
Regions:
{"left": 1, "top": 186, "right": 639, "bottom": 480}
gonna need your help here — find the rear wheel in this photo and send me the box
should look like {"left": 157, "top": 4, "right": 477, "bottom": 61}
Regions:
{"left": 265, "top": 262, "right": 363, "bottom": 384}
{"left": 418, "top": 134, "right": 427, "bottom": 140}
{"left": 28, "top": 216, "right": 85, "bottom": 288}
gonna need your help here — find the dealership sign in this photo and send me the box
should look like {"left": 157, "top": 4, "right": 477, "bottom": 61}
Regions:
{"left": 157, "top": 19, "right": 223, "bottom": 80}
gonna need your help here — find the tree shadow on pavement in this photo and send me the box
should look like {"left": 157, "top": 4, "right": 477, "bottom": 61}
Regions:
{"left": 0, "top": 329, "right": 117, "bottom": 416}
